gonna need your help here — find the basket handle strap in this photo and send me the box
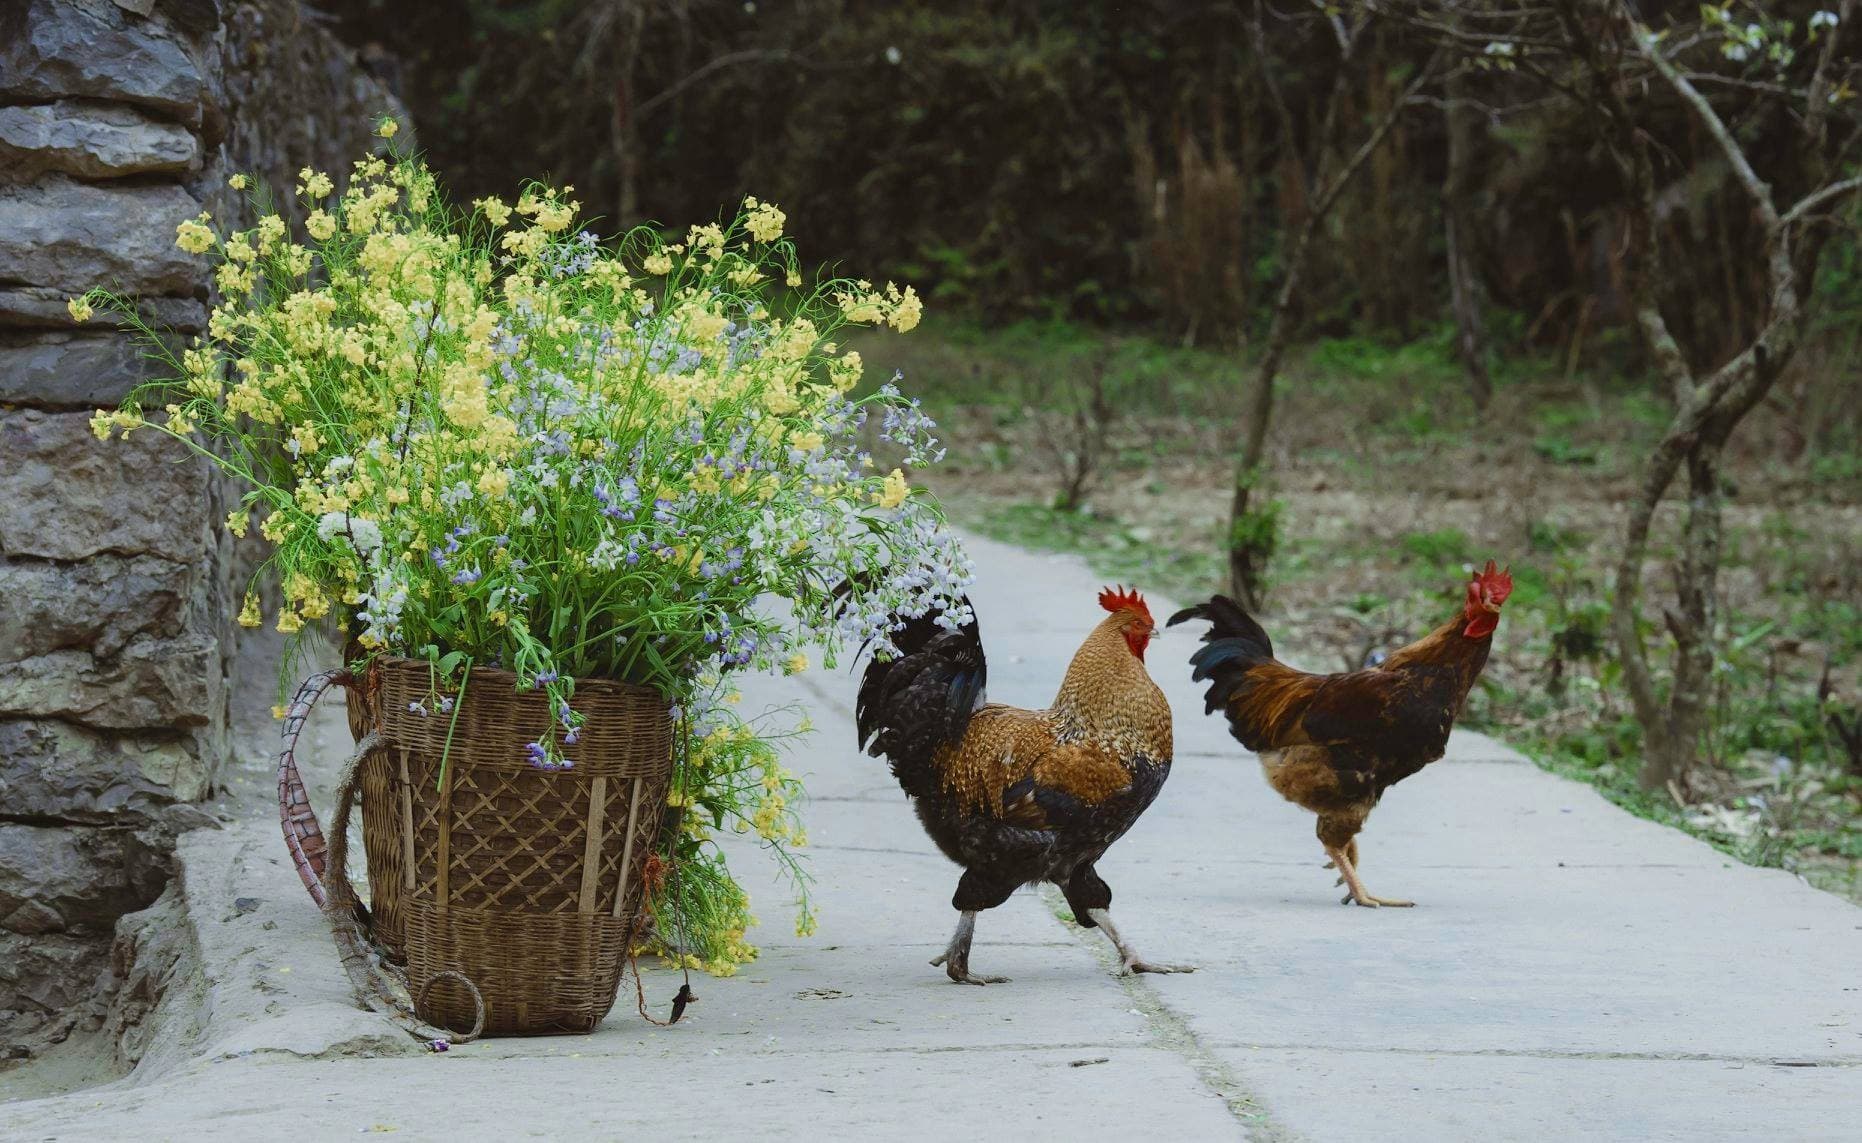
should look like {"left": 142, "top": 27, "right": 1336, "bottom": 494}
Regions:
{"left": 277, "top": 669, "right": 355, "bottom": 908}
{"left": 321, "top": 731, "right": 485, "bottom": 1046}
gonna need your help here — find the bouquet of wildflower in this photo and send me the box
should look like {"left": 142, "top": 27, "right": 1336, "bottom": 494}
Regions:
{"left": 81, "top": 122, "right": 972, "bottom": 969}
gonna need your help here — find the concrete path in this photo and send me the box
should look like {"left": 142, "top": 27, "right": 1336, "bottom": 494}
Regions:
{"left": 3, "top": 532, "right": 1859, "bottom": 1141}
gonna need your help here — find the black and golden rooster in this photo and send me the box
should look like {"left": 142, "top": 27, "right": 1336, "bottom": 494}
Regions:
{"left": 856, "top": 586, "right": 1192, "bottom": 983}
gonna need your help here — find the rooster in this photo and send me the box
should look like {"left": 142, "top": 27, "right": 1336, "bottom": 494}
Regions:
{"left": 855, "top": 586, "right": 1192, "bottom": 984}
{"left": 1168, "top": 561, "right": 1513, "bottom": 908}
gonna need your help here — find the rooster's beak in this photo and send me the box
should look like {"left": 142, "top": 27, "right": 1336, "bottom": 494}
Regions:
{"left": 1483, "top": 600, "right": 1503, "bottom": 614}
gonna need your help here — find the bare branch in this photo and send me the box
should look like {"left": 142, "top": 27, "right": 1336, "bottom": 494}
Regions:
{"left": 1249, "top": 0, "right": 1309, "bottom": 201}
{"left": 1312, "top": 48, "right": 1446, "bottom": 220}
{"left": 1625, "top": 7, "right": 1779, "bottom": 231}
{"left": 1804, "top": 0, "right": 1855, "bottom": 149}
{"left": 633, "top": 48, "right": 802, "bottom": 120}
{"left": 1781, "top": 174, "right": 1862, "bottom": 229}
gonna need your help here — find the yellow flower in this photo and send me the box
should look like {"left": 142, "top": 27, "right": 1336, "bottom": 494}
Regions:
{"left": 271, "top": 704, "right": 287, "bottom": 721}
{"left": 829, "top": 350, "right": 863, "bottom": 392}
{"left": 643, "top": 251, "right": 673, "bottom": 276}
{"left": 298, "top": 168, "right": 334, "bottom": 199}
{"left": 66, "top": 296, "right": 93, "bottom": 323}
{"left": 476, "top": 467, "right": 511, "bottom": 498}
{"left": 743, "top": 196, "right": 786, "bottom": 243}
{"left": 175, "top": 216, "right": 214, "bottom": 254}
{"left": 305, "top": 209, "right": 337, "bottom": 241}
{"left": 228, "top": 173, "right": 249, "bottom": 190}
{"left": 275, "top": 610, "right": 303, "bottom": 634}
{"left": 784, "top": 652, "right": 809, "bottom": 675}
{"left": 474, "top": 197, "right": 512, "bottom": 228}
{"left": 888, "top": 283, "right": 923, "bottom": 332}
{"left": 376, "top": 117, "right": 399, "bottom": 139}
{"left": 88, "top": 409, "right": 138, "bottom": 440}
{"left": 237, "top": 593, "right": 261, "bottom": 628}
{"left": 876, "top": 467, "right": 909, "bottom": 510}
{"left": 290, "top": 423, "right": 321, "bottom": 456}
{"left": 225, "top": 508, "right": 249, "bottom": 538}
{"left": 534, "top": 199, "right": 577, "bottom": 233}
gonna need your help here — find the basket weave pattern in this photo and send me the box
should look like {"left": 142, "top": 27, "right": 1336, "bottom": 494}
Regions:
{"left": 354, "top": 657, "right": 672, "bottom": 1035}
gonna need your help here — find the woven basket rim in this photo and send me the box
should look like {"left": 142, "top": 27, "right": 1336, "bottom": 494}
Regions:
{"left": 368, "top": 654, "right": 670, "bottom": 703}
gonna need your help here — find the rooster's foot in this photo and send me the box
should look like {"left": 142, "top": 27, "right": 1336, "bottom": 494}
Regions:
{"left": 1119, "top": 958, "right": 1196, "bottom": 976}
{"left": 933, "top": 910, "right": 1010, "bottom": 984}
{"left": 1087, "top": 909, "right": 1193, "bottom": 977}
{"left": 1338, "top": 891, "right": 1415, "bottom": 908}
{"left": 1326, "top": 845, "right": 1413, "bottom": 909}
{"left": 928, "top": 952, "right": 1009, "bottom": 985}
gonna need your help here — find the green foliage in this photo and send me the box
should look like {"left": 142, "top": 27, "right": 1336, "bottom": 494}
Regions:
{"left": 1229, "top": 500, "right": 1284, "bottom": 562}
{"left": 1398, "top": 527, "right": 1472, "bottom": 565}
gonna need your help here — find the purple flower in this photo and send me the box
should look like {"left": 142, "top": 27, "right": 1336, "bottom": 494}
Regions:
{"left": 524, "top": 741, "right": 549, "bottom": 769}
{"left": 452, "top": 568, "right": 482, "bottom": 586}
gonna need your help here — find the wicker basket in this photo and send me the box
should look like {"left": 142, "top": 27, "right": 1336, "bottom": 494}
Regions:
{"left": 346, "top": 656, "right": 673, "bottom": 1036}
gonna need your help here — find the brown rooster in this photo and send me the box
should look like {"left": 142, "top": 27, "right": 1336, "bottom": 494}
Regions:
{"left": 856, "top": 586, "right": 1192, "bottom": 984}
{"left": 1169, "top": 562, "right": 1513, "bottom": 908}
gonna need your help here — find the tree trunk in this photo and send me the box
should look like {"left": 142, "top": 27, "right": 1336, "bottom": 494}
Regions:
{"left": 608, "top": 6, "right": 646, "bottom": 230}
{"left": 1442, "top": 44, "right": 1492, "bottom": 413}
{"left": 1222, "top": 36, "right": 1440, "bottom": 604}
{"left": 1225, "top": 213, "right": 1316, "bottom": 605}
{"left": 1639, "top": 440, "right": 1725, "bottom": 792}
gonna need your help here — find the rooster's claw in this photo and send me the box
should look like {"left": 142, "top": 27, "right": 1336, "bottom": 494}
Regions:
{"left": 1119, "top": 959, "right": 1195, "bottom": 976}
{"left": 930, "top": 952, "right": 1009, "bottom": 985}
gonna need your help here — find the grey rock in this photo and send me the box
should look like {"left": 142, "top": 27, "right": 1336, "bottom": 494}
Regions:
{"left": 0, "top": 720, "right": 208, "bottom": 820}
{"left": 0, "top": 409, "right": 213, "bottom": 563}
{"left": 0, "top": 177, "right": 204, "bottom": 297}
{"left": 3, "top": 900, "right": 67, "bottom": 936}
{"left": 0, "top": 932, "right": 110, "bottom": 1020}
{"left": 0, "top": 824, "right": 167, "bottom": 934}
{"left": 0, "top": 634, "right": 223, "bottom": 730}
{"left": 0, "top": 100, "right": 199, "bottom": 180}
{"left": 0, "top": 330, "right": 176, "bottom": 409}
{"left": 0, "top": 287, "right": 205, "bottom": 333}
{"left": 0, "top": 0, "right": 210, "bottom": 127}
{"left": 0, "top": 554, "right": 193, "bottom": 661}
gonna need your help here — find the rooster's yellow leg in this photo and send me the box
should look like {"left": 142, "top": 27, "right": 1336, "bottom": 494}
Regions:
{"left": 1323, "top": 838, "right": 1360, "bottom": 886}
{"left": 1324, "top": 844, "right": 1413, "bottom": 908}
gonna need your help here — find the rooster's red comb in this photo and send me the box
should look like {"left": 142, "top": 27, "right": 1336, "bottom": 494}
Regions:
{"left": 1472, "top": 559, "right": 1514, "bottom": 600}
{"left": 1098, "top": 585, "right": 1152, "bottom": 622}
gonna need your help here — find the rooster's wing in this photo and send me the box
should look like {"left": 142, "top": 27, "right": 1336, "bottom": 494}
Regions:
{"left": 940, "top": 707, "right": 1139, "bottom": 831}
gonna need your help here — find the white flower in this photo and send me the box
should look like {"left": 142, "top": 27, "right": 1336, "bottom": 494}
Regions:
{"left": 1484, "top": 41, "right": 1516, "bottom": 56}
{"left": 588, "top": 538, "right": 627, "bottom": 571}
{"left": 1723, "top": 41, "right": 1751, "bottom": 61}
{"left": 1810, "top": 10, "right": 1839, "bottom": 29}
{"left": 884, "top": 45, "right": 902, "bottom": 65}
{"left": 316, "top": 511, "right": 385, "bottom": 553}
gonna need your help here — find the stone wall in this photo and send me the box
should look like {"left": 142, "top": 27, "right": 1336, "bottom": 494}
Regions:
{"left": 0, "top": 0, "right": 398, "bottom": 1045}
